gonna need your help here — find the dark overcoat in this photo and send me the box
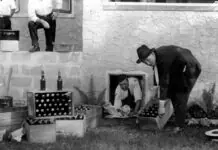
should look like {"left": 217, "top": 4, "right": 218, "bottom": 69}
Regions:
{"left": 154, "top": 45, "right": 201, "bottom": 99}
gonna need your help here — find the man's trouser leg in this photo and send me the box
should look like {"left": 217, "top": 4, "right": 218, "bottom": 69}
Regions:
{"left": 171, "top": 78, "right": 198, "bottom": 128}
{"left": 0, "top": 17, "right": 11, "bottom": 30}
{"left": 43, "top": 14, "right": 56, "bottom": 51}
{"left": 171, "top": 92, "right": 190, "bottom": 128}
{"left": 28, "top": 21, "right": 43, "bottom": 47}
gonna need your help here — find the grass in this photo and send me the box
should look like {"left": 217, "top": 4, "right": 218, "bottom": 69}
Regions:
{"left": 0, "top": 119, "right": 218, "bottom": 150}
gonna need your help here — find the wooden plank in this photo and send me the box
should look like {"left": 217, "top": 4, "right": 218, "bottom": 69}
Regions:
{"left": 25, "top": 122, "right": 56, "bottom": 143}
{"left": 0, "top": 107, "right": 27, "bottom": 131}
{"left": 156, "top": 99, "right": 174, "bottom": 130}
{"left": 27, "top": 92, "right": 35, "bottom": 118}
{"left": 0, "top": 106, "right": 27, "bottom": 113}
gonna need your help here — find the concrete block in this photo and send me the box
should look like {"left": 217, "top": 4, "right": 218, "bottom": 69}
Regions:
{"left": 30, "top": 52, "right": 57, "bottom": 64}
{"left": 25, "top": 121, "right": 56, "bottom": 143}
{"left": 21, "top": 65, "right": 42, "bottom": 76}
{"left": 69, "top": 66, "right": 81, "bottom": 77}
{"left": 11, "top": 76, "right": 32, "bottom": 87}
{"left": 10, "top": 52, "right": 31, "bottom": 62}
{"left": 63, "top": 78, "right": 81, "bottom": 89}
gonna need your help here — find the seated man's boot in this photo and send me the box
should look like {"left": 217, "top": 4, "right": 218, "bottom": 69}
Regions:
{"left": 29, "top": 45, "right": 40, "bottom": 52}
{"left": 45, "top": 45, "right": 53, "bottom": 52}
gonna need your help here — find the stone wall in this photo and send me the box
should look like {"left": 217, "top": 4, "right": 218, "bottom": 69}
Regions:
{"left": 82, "top": 0, "right": 218, "bottom": 106}
{"left": 0, "top": 52, "right": 82, "bottom": 106}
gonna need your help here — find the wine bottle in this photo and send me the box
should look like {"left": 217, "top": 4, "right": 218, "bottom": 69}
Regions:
{"left": 40, "top": 70, "right": 46, "bottom": 91}
{"left": 57, "top": 70, "right": 63, "bottom": 91}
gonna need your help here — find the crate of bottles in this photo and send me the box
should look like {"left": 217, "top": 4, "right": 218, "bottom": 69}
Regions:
{"left": 56, "top": 114, "right": 86, "bottom": 137}
{"left": 75, "top": 105, "right": 103, "bottom": 129}
{"left": 138, "top": 99, "right": 174, "bottom": 130}
{"left": 27, "top": 91, "right": 74, "bottom": 119}
{"left": 24, "top": 117, "right": 56, "bottom": 143}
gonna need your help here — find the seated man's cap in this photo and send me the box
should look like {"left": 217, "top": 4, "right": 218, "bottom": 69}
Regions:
{"left": 136, "top": 45, "right": 153, "bottom": 64}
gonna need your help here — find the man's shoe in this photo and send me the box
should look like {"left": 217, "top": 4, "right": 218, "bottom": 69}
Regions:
{"left": 29, "top": 46, "right": 40, "bottom": 52}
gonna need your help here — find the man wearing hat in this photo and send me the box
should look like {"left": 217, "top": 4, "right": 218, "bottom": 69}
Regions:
{"left": 113, "top": 74, "right": 142, "bottom": 116}
{"left": 136, "top": 44, "right": 201, "bottom": 133}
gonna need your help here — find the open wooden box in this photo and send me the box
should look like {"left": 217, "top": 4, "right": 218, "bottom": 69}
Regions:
{"left": 56, "top": 116, "right": 86, "bottom": 138}
{"left": 24, "top": 119, "right": 56, "bottom": 143}
{"left": 0, "top": 107, "right": 27, "bottom": 131}
{"left": 0, "top": 30, "right": 19, "bottom": 52}
{"left": 138, "top": 99, "right": 174, "bottom": 130}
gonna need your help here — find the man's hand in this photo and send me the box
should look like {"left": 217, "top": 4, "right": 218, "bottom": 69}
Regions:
{"left": 10, "top": 9, "right": 16, "bottom": 17}
{"left": 158, "top": 105, "right": 165, "bottom": 118}
{"left": 129, "top": 111, "right": 138, "bottom": 117}
{"left": 52, "top": 12, "right": 58, "bottom": 20}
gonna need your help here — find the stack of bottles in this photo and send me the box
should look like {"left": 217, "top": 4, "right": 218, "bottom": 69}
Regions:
{"left": 26, "top": 70, "right": 74, "bottom": 124}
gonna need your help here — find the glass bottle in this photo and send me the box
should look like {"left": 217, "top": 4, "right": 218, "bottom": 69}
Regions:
{"left": 57, "top": 70, "right": 63, "bottom": 91}
{"left": 40, "top": 70, "right": 46, "bottom": 91}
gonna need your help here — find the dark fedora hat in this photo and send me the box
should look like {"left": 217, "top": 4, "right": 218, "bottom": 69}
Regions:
{"left": 136, "top": 45, "right": 153, "bottom": 64}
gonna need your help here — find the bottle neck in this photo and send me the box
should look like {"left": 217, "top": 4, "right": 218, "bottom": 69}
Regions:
{"left": 58, "top": 75, "right": 62, "bottom": 80}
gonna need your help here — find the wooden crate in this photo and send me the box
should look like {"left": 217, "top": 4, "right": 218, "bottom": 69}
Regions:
{"left": 0, "top": 30, "right": 19, "bottom": 52}
{"left": 138, "top": 99, "right": 174, "bottom": 130}
{"left": 27, "top": 91, "right": 74, "bottom": 119}
{"left": 85, "top": 105, "right": 103, "bottom": 129}
{"left": 56, "top": 117, "right": 86, "bottom": 138}
{"left": 24, "top": 120, "right": 56, "bottom": 143}
{"left": 0, "top": 107, "right": 27, "bottom": 131}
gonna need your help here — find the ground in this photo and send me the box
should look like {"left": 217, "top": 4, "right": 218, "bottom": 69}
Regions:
{"left": 0, "top": 119, "right": 218, "bottom": 150}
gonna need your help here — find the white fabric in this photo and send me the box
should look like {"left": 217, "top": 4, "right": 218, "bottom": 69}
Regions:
{"left": 114, "top": 77, "right": 142, "bottom": 109}
{"left": 0, "top": 0, "right": 16, "bottom": 16}
{"left": 154, "top": 65, "right": 159, "bottom": 85}
{"left": 28, "top": 0, "right": 62, "bottom": 22}
{"left": 154, "top": 65, "right": 160, "bottom": 98}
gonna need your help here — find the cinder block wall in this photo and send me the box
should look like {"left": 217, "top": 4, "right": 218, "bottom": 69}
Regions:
{"left": 0, "top": 52, "right": 82, "bottom": 105}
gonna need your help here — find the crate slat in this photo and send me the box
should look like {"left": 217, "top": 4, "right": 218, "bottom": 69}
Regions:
{"left": 0, "top": 107, "right": 27, "bottom": 131}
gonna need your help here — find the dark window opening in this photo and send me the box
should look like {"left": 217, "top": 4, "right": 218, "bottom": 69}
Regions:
{"left": 109, "top": 74, "right": 144, "bottom": 105}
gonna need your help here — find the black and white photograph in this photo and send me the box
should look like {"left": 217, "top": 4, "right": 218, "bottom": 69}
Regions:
{"left": 0, "top": 0, "right": 218, "bottom": 149}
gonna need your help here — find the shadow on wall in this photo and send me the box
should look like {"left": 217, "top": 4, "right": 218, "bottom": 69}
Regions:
{"left": 188, "top": 82, "right": 217, "bottom": 114}
{"left": 73, "top": 75, "right": 106, "bottom": 106}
